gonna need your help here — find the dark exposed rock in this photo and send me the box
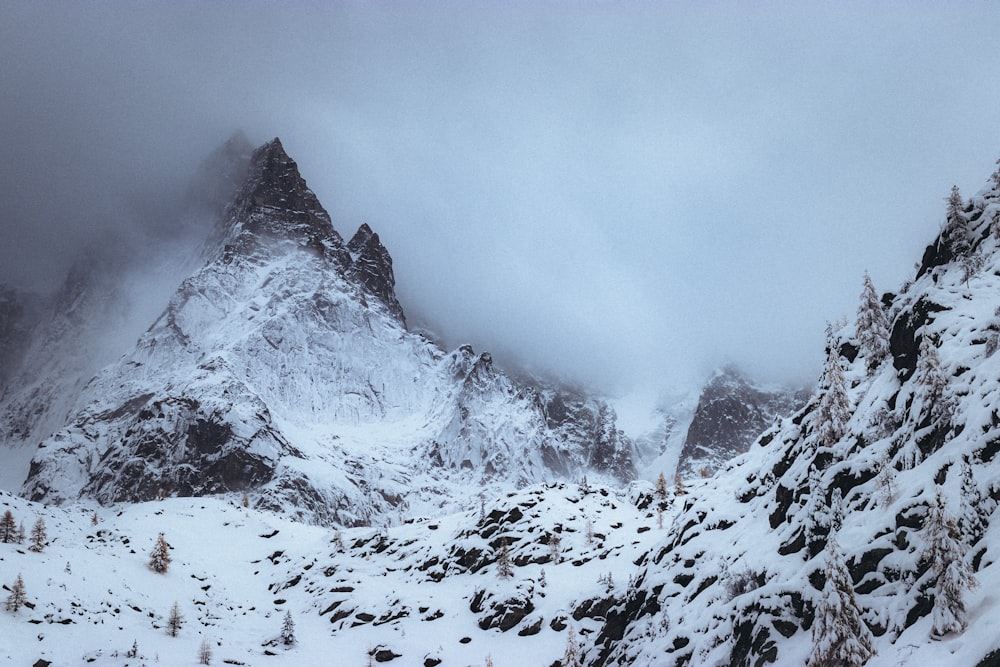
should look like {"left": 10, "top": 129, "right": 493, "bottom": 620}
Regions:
{"left": 347, "top": 223, "right": 406, "bottom": 325}
{"left": 679, "top": 367, "right": 806, "bottom": 477}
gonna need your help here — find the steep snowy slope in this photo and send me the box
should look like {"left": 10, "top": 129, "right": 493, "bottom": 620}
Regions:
{"left": 20, "top": 138, "right": 635, "bottom": 526}
{"left": 587, "top": 167, "right": 1000, "bottom": 666}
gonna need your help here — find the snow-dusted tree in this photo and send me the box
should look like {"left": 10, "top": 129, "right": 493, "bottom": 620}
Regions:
{"left": 563, "top": 624, "right": 583, "bottom": 667}
{"left": 28, "top": 517, "right": 47, "bottom": 553}
{"left": 585, "top": 519, "right": 595, "bottom": 543}
{"left": 875, "top": 454, "right": 898, "bottom": 507}
{"left": 856, "top": 272, "right": 890, "bottom": 374}
{"left": 0, "top": 510, "right": 15, "bottom": 543}
{"left": 804, "top": 477, "right": 844, "bottom": 560}
{"left": 943, "top": 185, "right": 971, "bottom": 258}
{"left": 817, "top": 348, "right": 851, "bottom": 447}
{"left": 496, "top": 538, "right": 513, "bottom": 579}
{"left": 149, "top": 533, "right": 172, "bottom": 574}
{"left": 198, "top": 638, "right": 213, "bottom": 665}
{"left": 807, "top": 533, "right": 875, "bottom": 667}
{"left": 922, "top": 490, "right": 977, "bottom": 638}
{"left": 332, "top": 530, "right": 345, "bottom": 552}
{"left": 126, "top": 640, "right": 138, "bottom": 658}
{"left": 656, "top": 472, "right": 668, "bottom": 499}
{"left": 5, "top": 573, "right": 26, "bottom": 613}
{"left": 915, "top": 337, "right": 952, "bottom": 424}
{"left": 547, "top": 532, "right": 562, "bottom": 564}
{"left": 674, "top": 473, "right": 687, "bottom": 496}
{"left": 958, "top": 457, "right": 986, "bottom": 545}
{"left": 166, "top": 601, "right": 184, "bottom": 637}
{"left": 485, "top": 655, "right": 494, "bottom": 667}
{"left": 280, "top": 610, "right": 295, "bottom": 645}
{"left": 91, "top": 511, "right": 99, "bottom": 526}
{"left": 15, "top": 521, "right": 24, "bottom": 543}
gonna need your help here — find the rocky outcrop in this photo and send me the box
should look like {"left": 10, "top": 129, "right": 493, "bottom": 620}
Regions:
{"left": 347, "top": 223, "right": 405, "bottom": 324}
{"left": 678, "top": 367, "right": 805, "bottom": 477}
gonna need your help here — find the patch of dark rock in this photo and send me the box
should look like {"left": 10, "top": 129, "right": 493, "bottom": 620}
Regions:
{"left": 518, "top": 616, "right": 543, "bottom": 636}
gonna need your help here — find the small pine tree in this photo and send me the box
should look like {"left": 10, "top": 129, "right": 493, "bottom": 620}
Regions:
{"left": 944, "top": 185, "right": 971, "bottom": 258}
{"left": 198, "top": 638, "right": 213, "bottom": 664}
{"left": 816, "top": 348, "right": 851, "bottom": 447}
{"left": 91, "top": 511, "right": 99, "bottom": 526}
{"left": 922, "top": 490, "right": 977, "bottom": 638}
{"left": 150, "top": 533, "right": 172, "bottom": 573}
{"left": 547, "top": 532, "right": 561, "bottom": 564}
{"left": 485, "top": 655, "right": 495, "bottom": 667}
{"left": 15, "top": 521, "right": 25, "bottom": 544}
{"left": 563, "top": 624, "right": 583, "bottom": 667}
{"left": 657, "top": 506, "right": 664, "bottom": 529}
{"left": 241, "top": 492, "right": 250, "bottom": 509}
{"left": 915, "top": 337, "right": 951, "bottom": 424}
{"left": 875, "top": 454, "right": 898, "bottom": 507}
{"left": 496, "top": 538, "right": 513, "bottom": 579}
{"left": 332, "top": 530, "right": 345, "bottom": 552}
{"left": 127, "top": 639, "right": 139, "bottom": 658}
{"left": 674, "top": 474, "right": 687, "bottom": 496}
{"left": 280, "top": 610, "right": 295, "bottom": 645}
{"left": 856, "top": 272, "right": 890, "bottom": 374}
{"left": 807, "top": 533, "right": 875, "bottom": 667}
{"left": 585, "top": 519, "right": 595, "bottom": 544}
{"left": 166, "top": 601, "right": 184, "bottom": 637}
{"left": 655, "top": 472, "right": 668, "bottom": 499}
{"left": 5, "top": 573, "right": 26, "bottom": 613}
{"left": 28, "top": 517, "right": 47, "bottom": 553}
{"left": 0, "top": 510, "right": 15, "bottom": 543}
{"left": 958, "top": 458, "right": 986, "bottom": 545}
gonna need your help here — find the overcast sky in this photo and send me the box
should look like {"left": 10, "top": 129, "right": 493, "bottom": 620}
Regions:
{"left": 3, "top": 1, "right": 1000, "bottom": 397}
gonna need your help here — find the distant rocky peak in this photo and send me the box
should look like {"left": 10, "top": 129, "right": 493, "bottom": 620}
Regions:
{"left": 222, "top": 137, "right": 348, "bottom": 265}
{"left": 346, "top": 224, "right": 405, "bottom": 324}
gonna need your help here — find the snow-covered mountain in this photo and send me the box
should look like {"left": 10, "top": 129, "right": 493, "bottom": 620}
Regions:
{"left": 12, "top": 138, "right": 635, "bottom": 526}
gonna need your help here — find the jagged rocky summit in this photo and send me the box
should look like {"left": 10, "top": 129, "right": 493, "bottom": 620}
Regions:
{"left": 15, "top": 138, "right": 636, "bottom": 525}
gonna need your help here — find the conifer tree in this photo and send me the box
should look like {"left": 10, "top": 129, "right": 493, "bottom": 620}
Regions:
{"left": 5, "top": 573, "right": 26, "bottom": 613}
{"left": 875, "top": 454, "right": 898, "bottom": 507}
{"left": 856, "top": 272, "right": 890, "bottom": 374}
{"left": 496, "top": 538, "right": 513, "bottom": 579}
{"left": 915, "top": 337, "right": 951, "bottom": 424}
{"left": 655, "top": 472, "right": 668, "bottom": 500}
{"left": 944, "top": 185, "right": 970, "bottom": 258}
{"left": 198, "top": 638, "right": 213, "bottom": 665}
{"left": 807, "top": 533, "right": 875, "bottom": 667}
{"left": 28, "top": 517, "right": 47, "bottom": 553}
{"left": 674, "top": 473, "right": 687, "bottom": 496}
{"left": 166, "top": 601, "right": 184, "bottom": 636}
{"left": 958, "top": 457, "right": 986, "bottom": 545}
{"left": 562, "top": 624, "right": 583, "bottom": 667}
{"left": 280, "top": 610, "right": 296, "bottom": 645}
{"left": 15, "top": 521, "right": 25, "bottom": 543}
{"left": 547, "top": 532, "right": 562, "bottom": 564}
{"left": 0, "top": 510, "right": 15, "bottom": 543}
{"left": 817, "top": 348, "right": 851, "bottom": 447}
{"left": 149, "top": 533, "right": 172, "bottom": 573}
{"left": 922, "top": 490, "right": 977, "bottom": 638}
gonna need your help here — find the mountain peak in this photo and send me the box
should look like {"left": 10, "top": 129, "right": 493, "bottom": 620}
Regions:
{"left": 222, "top": 137, "right": 348, "bottom": 265}
{"left": 347, "top": 223, "right": 406, "bottom": 324}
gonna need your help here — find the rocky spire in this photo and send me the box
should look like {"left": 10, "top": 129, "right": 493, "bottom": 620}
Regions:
{"left": 222, "top": 138, "right": 349, "bottom": 266}
{"left": 347, "top": 223, "right": 406, "bottom": 325}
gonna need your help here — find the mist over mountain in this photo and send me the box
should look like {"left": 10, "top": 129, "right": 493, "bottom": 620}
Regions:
{"left": 4, "top": 3, "right": 1000, "bottom": 394}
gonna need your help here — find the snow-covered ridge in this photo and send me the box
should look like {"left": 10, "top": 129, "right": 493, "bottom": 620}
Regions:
{"left": 587, "top": 165, "right": 1000, "bottom": 665}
